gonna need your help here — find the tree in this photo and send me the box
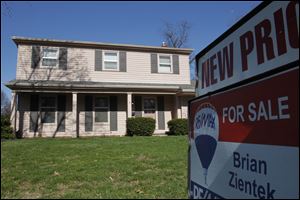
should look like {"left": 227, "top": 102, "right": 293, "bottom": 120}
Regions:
{"left": 1, "top": 91, "right": 14, "bottom": 139}
{"left": 162, "top": 20, "right": 191, "bottom": 48}
{"left": 161, "top": 20, "right": 197, "bottom": 80}
{"left": 1, "top": 90, "right": 11, "bottom": 117}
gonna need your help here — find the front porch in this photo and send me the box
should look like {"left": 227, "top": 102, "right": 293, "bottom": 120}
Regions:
{"left": 10, "top": 91, "right": 192, "bottom": 138}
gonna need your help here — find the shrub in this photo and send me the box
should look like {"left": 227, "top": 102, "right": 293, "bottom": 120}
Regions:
{"left": 126, "top": 117, "right": 156, "bottom": 136}
{"left": 167, "top": 119, "right": 188, "bottom": 136}
{"left": 1, "top": 115, "right": 15, "bottom": 139}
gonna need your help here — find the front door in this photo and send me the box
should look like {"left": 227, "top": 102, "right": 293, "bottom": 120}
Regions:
{"left": 143, "top": 98, "right": 156, "bottom": 119}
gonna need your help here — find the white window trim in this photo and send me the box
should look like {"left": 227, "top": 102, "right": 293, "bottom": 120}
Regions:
{"left": 40, "top": 95, "right": 57, "bottom": 124}
{"left": 40, "top": 47, "right": 59, "bottom": 68}
{"left": 157, "top": 54, "right": 173, "bottom": 73}
{"left": 94, "top": 96, "right": 110, "bottom": 123}
{"left": 102, "top": 51, "right": 119, "bottom": 71}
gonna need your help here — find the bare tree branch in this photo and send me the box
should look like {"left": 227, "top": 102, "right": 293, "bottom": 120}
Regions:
{"left": 162, "top": 20, "right": 191, "bottom": 48}
{"left": 1, "top": 90, "right": 11, "bottom": 116}
{"left": 22, "top": 46, "right": 91, "bottom": 82}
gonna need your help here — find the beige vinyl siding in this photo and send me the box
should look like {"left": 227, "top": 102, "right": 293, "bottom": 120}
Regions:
{"left": 114, "top": 94, "right": 127, "bottom": 135}
{"left": 16, "top": 93, "right": 29, "bottom": 137}
{"left": 16, "top": 45, "right": 191, "bottom": 85}
{"left": 78, "top": 94, "right": 110, "bottom": 137}
{"left": 181, "top": 96, "right": 191, "bottom": 119}
{"left": 16, "top": 93, "right": 74, "bottom": 138}
{"left": 164, "top": 95, "right": 174, "bottom": 130}
{"left": 16, "top": 45, "right": 92, "bottom": 82}
{"left": 78, "top": 94, "right": 126, "bottom": 137}
{"left": 17, "top": 93, "right": 127, "bottom": 138}
{"left": 16, "top": 45, "right": 30, "bottom": 79}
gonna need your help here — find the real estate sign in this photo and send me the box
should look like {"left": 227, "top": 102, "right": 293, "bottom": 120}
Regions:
{"left": 188, "top": 1, "right": 299, "bottom": 199}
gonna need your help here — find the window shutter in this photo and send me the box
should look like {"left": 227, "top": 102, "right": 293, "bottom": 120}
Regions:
{"left": 31, "top": 46, "right": 41, "bottom": 69}
{"left": 172, "top": 55, "right": 179, "bottom": 74}
{"left": 110, "top": 96, "right": 118, "bottom": 131}
{"left": 157, "top": 96, "right": 165, "bottom": 130}
{"left": 57, "top": 95, "right": 66, "bottom": 132}
{"left": 119, "top": 51, "right": 127, "bottom": 72}
{"left": 134, "top": 96, "right": 142, "bottom": 117}
{"left": 95, "top": 50, "right": 102, "bottom": 71}
{"left": 85, "top": 95, "right": 93, "bottom": 132}
{"left": 151, "top": 53, "right": 158, "bottom": 73}
{"left": 59, "top": 48, "right": 68, "bottom": 70}
{"left": 29, "top": 94, "right": 39, "bottom": 132}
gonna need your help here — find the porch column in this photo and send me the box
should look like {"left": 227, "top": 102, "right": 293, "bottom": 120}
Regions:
{"left": 10, "top": 91, "right": 17, "bottom": 135}
{"left": 127, "top": 92, "right": 132, "bottom": 118}
{"left": 175, "top": 95, "right": 182, "bottom": 118}
{"left": 72, "top": 92, "right": 78, "bottom": 137}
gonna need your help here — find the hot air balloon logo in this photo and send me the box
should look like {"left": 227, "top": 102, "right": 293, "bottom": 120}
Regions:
{"left": 193, "top": 103, "right": 219, "bottom": 185}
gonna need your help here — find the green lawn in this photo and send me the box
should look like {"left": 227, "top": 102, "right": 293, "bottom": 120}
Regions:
{"left": 1, "top": 136, "right": 189, "bottom": 199}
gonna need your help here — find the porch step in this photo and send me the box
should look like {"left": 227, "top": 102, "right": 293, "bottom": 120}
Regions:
{"left": 153, "top": 130, "right": 167, "bottom": 136}
{"left": 153, "top": 134, "right": 167, "bottom": 137}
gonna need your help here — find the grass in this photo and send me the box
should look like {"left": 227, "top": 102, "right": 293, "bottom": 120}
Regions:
{"left": 1, "top": 136, "right": 189, "bottom": 199}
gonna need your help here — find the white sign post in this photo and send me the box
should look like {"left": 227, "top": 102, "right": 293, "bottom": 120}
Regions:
{"left": 188, "top": 1, "right": 299, "bottom": 199}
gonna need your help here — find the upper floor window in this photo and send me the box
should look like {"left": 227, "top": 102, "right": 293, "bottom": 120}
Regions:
{"left": 103, "top": 51, "right": 119, "bottom": 71}
{"left": 158, "top": 55, "right": 172, "bottom": 73}
{"left": 94, "top": 96, "right": 109, "bottom": 122}
{"left": 42, "top": 48, "right": 59, "bottom": 67}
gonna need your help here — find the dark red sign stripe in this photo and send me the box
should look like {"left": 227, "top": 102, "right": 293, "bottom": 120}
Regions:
{"left": 190, "top": 68, "right": 299, "bottom": 147}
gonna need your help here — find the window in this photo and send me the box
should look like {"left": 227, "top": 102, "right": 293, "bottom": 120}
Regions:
{"left": 40, "top": 96, "right": 56, "bottom": 123}
{"left": 158, "top": 55, "right": 172, "bottom": 73}
{"left": 95, "top": 97, "right": 109, "bottom": 122}
{"left": 42, "top": 48, "right": 59, "bottom": 67}
{"left": 144, "top": 98, "right": 156, "bottom": 114}
{"left": 103, "top": 51, "right": 119, "bottom": 70}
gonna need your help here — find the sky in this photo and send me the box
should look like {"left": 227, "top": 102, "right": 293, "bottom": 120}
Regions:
{"left": 1, "top": 1, "right": 261, "bottom": 99}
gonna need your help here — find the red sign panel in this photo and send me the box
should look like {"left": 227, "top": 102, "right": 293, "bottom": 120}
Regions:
{"left": 190, "top": 68, "right": 299, "bottom": 147}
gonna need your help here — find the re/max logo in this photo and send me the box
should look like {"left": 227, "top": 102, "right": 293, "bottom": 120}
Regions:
{"left": 196, "top": 113, "right": 216, "bottom": 130}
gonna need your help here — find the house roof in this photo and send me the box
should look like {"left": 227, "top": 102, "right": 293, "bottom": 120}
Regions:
{"left": 6, "top": 79, "right": 195, "bottom": 94}
{"left": 12, "top": 36, "right": 194, "bottom": 55}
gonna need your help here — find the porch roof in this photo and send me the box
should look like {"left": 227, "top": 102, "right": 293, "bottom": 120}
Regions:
{"left": 5, "top": 79, "right": 195, "bottom": 94}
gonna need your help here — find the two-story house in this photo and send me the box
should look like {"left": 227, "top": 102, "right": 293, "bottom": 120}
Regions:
{"left": 6, "top": 36, "right": 195, "bottom": 138}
